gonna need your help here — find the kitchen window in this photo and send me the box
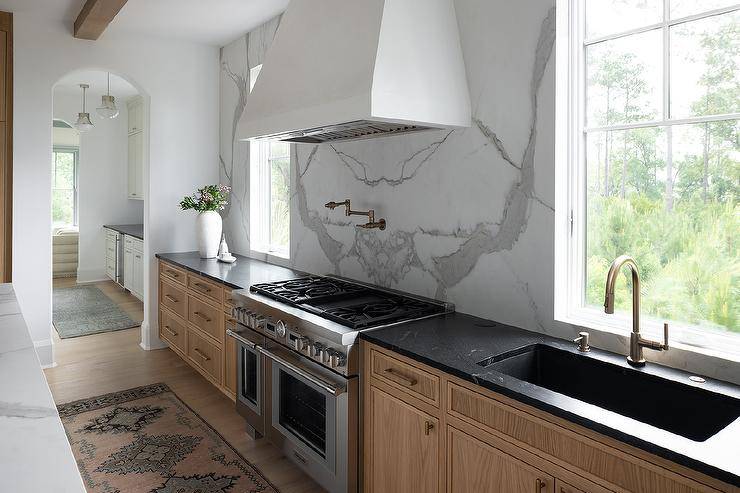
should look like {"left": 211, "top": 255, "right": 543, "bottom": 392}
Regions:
{"left": 555, "top": 0, "right": 739, "bottom": 358}
{"left": 249, "top": 64, "right": 290, "bottom": 258}
{"left": 52, "top": 147, "right": 79, "bottom": 228}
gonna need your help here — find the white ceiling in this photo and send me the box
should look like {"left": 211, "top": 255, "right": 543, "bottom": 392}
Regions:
{"left": 0, "top": 0, "right": 289, "bottom": 46}
{"left": 54, "top": 70, "right": 139, "bottom": 99}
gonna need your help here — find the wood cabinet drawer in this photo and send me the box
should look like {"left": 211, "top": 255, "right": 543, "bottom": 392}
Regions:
{"left": 371, "top": 348, "right": 439, "bottom": 406}
{"left": 159, "top": 308, "right": 186, "bottom": 354}
{"left": 106, "top": 260, "right": 116, "bottom": 280}
{"left": 188, "top": 295, "right": 223, "bottom": 344}
{"left": 187, "top": 273, "right": 222, "bottom": 304}
{"left": 447, "top": 381, "right": 718, "bottom": 493}
{"left": 159, "top": 280, "right": 187, "bottom": 319}
{"left": 187, "top": 328, "right": 222, "bottom": 385}
{"left": 159, "top": 261, "right": 186, "bottom": 286}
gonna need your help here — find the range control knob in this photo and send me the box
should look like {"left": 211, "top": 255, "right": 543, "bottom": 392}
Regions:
{"left": 295, "top": 336, "right": 311, "bottom": 352}
{"left": 276, "top": 320, "right": 287, "bottom": 338}
{"left": 312, "top": 342, "right": 326, "bottom": 361}
{"left": 326, "top": 349, "right": 346, "bottom": 368}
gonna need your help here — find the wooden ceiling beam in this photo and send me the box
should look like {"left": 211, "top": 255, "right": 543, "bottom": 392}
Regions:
{"left": 74, "top": 0, "right": 128, "bottom": 40}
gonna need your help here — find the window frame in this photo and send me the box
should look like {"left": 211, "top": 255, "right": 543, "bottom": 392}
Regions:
{"left": 555, "top": 0, "right": 740, "bottom": 360}
{"left": 248, "top": 64, "right": 291, "bottom": 260}
{"left": 51, "top": 146, "right": 79, "bottom": 228}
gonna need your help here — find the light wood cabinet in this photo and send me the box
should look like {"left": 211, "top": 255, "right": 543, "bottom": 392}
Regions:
{"left": 0, "top": 13, "right": 12, "bottom": 282}
{"left": 448, "top": 426, "right": 553, "bottom": 493}
{"left": 362, "top": 341, "right": 735, "bottom": 493}
{"left": 366, "top": 386, "right": 439, "bottom": 493}
{"left": 158, "top": 259, "right": 236, "bottom": 401}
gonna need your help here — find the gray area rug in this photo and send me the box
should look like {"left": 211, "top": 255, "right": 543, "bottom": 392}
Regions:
{"left": 53, "top": 285, "right": 139, "bottom": 339}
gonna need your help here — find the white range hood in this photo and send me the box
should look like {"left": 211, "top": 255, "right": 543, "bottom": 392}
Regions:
{"left": 237, "top": 0, "right": 471, "bottom": 144}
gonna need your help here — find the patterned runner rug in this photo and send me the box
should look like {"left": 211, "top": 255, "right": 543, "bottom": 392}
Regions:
{"left": 58, "top": 383, "right": 279, "bottom": 493}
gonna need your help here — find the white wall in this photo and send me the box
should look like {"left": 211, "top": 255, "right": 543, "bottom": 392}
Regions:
{"left": 53, "top": 91, "right": 143, "bottom": 282}
{"left": 7, "top": 10, "right": 220, "bottom": 365}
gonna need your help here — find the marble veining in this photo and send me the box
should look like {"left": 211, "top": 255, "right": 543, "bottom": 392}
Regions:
{"left": 218, "top": 0, "right": 739, "bottom": 384}
{"left": 0, "top": 284, "right": 85, "bottom": 492}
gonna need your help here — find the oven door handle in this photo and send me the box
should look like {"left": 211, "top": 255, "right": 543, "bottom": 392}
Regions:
{"left": 226, "top": 329, "right": 257, "bottom": 349}
{"left": 258, "top": 346, "right": 345, "bottom": 397}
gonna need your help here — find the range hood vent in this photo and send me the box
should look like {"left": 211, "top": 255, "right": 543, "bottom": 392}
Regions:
{"left": 238, "top": 0, "right": 471, "bottom": 144}
{"left": 261, "top": 120, "right": 435, "bottom": 144}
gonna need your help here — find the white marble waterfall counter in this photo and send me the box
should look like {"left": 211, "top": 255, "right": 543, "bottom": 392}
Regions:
{"left": 0, "top": 284, "right": 85, "bottom": 492}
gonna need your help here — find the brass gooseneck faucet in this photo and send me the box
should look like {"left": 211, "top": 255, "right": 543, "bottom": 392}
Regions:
{"left": 604, "top": 255, "right": 669, "bottom": 366}
{"left": 325, "top": 199, "right": 386, "bottom": 230}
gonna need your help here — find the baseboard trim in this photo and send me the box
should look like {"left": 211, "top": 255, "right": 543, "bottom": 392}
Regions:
{"left": 34, "top": 338, "right": 54, "bottom": 368}
{"left": 76, "top": 267, "right": 108, "bottom": 284}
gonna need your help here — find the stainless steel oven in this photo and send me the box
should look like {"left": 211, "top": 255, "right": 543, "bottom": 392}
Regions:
{"left": 262, "top": 343, "right": 358, "bottom": 493}
{"left": 226, "top": 321, "right": 266, "bottom": 438}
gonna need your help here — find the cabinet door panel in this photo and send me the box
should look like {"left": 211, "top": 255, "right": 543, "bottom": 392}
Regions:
{"left": 448, "top": 426, "right": 554, "bottom": 493}
{"left": 123, "top": 247, "right": 133, "bottom": 291}
{"left": 133, "top": 250, "right": 143, "bottom": 299}
{"left": 368, "top": 387, "right": 438, "bottom": 493}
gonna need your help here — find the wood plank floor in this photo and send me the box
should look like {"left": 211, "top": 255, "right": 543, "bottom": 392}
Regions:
{"left": 45, "top": 281, "right": 325, "bottom": 493}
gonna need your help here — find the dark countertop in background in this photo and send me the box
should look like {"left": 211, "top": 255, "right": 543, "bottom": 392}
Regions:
{"left": 361, "top": 314, "right": 740, "bottom": 487}
{"left": 104, "top": 224, "right": 144, "bottom": 240}
{"left": 156, "top": 251, "right": 304, "bottom": 289}
{"left": 156, "top": 250, "right": 739, "bottom": 486}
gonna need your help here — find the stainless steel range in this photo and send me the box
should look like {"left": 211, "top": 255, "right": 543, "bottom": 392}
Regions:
{"left": 226, "top": 275, "right": 452, "bottom": 493}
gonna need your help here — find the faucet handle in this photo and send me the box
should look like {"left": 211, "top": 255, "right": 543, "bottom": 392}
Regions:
{"left": 574, "top": 331, "right": 590, "bottom": 352}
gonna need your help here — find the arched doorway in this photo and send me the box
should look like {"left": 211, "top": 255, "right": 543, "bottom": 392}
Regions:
{"left": 50, "top": 69, "right": 151, "bottom": 356}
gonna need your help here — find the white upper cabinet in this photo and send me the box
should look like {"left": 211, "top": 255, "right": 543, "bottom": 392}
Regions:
{"left": 127, "top": 96, "right": 144, "bottom": 135}
{"left": 126, "top": 96, "right": 144, "bottom": 201}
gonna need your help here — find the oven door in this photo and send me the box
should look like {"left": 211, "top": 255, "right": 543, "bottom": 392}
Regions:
{"left": 263, "top": 344, "right": 348, "bottom": 473}
{"left": 226, "top": 323, "right": 265, "bottom": 438}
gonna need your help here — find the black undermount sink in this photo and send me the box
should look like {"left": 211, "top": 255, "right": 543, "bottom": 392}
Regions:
{"left": 477, "top": 344, "right": 740, "bottom": 442}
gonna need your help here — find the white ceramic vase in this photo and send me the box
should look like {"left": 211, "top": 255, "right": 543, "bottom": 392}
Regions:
{"left": 196, "top": 211, "right": 222, "bottom": 258}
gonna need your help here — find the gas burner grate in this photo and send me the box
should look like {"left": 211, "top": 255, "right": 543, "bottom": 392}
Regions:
{"left": 250, "top": 276, "right": 368, "bottom": 305}
{"left": 321, "top": 297, "right": 443, "bottom": 329}
{"left": 250, "top": 275, "right": 449, "bottom": 329}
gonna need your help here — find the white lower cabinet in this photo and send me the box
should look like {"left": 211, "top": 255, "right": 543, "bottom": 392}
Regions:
{"left": 122, "top": 235, "right": 144, "bottom": 301}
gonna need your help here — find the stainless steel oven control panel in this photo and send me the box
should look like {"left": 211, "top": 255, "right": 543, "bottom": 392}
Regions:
{"left": 231, "top": 305, "right": 350, "bottom": 374}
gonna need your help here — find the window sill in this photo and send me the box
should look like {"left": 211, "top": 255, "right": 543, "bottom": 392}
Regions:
{"left": 557, "top": 307, "right": 740, "bottom": 368}
{"left": 248, "top": 247, "right": 290, "bottom": 268}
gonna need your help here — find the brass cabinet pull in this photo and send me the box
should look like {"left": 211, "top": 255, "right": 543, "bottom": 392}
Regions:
{"left": 193, "top": 282, "right": 212, "bottom": 293}
{"left": 536, "top": 479, "right": 545, "bottom": 491}
{"left": 424, "top": 420, "right": 434, "bottom": 436}
{"left": 165, "top": 269, "right": 179, "bottom": 278}
{"left": 193, "top": 311, "right": 212, "bottom": 323}
{"left": 193, "top": 348, "right": 210, "bottom": 361}
{"left": 163, "top": 325, "right": 177, "bottom": 336}
{"left": 164, "top": 294, "right": 178, "bottom": 303}
{"left": 384, "top": 367, "right": 417, "bottom": 386}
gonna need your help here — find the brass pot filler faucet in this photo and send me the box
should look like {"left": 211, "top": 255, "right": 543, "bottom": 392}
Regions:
{"left": 604, "top": 255, "right": 669, "bottom": 366}
{"left": 325, "top": 199, "right": 386, "bottom": 230}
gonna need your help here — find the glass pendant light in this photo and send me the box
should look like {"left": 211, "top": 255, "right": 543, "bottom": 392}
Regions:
{"left": 96, "top": 72, "right": 119, "bottom": 119}
{"left": 75, "top": 84, "right": 94, "bottom": 133}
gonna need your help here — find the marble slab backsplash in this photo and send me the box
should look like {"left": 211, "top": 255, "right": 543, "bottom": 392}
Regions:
{"left": 218, "top": 0, "right": 738, "bottom": 384}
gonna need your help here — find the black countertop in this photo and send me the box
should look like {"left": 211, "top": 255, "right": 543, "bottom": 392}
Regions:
{"left": 361, "top": 314, "right": 740, "bottom": 487}
{"left": 155, "top": 251, "right": 305, "bottom": 289}
{"left": 156, "top": 251, "right": 739, "bottom": 486}
{"left": 104, "top": 224, "right": 144, "bottom": 240}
